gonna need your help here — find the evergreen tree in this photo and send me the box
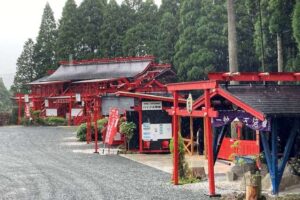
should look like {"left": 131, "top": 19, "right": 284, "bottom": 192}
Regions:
{"left": 253, "top": 0, "right": 277, "bottom": 72}
{"left": 157, "top": 12, "right": 178, "bottom": 63}
{"left": 235, "top": 1, "right": 260, "bottom": 72}
{"left": 33, "top": 3, "right": 57, "bottom": 79}
{"left": 268, "top": 0, "right": 296, "bottom": 72}
{"left": 12, "top": 39, "right": 36, "bottom": 94}
{"left": 77, "top": 0, "right": 106, "bottom": 59}
{"left": 292, "top": 0, "right": 300, "bottom": 69}
{"left": 293, "top": 1, "right": 300, "bottom": 49}
{"left": 100, "top": 0, "right": 123, "bottom": 57}
{"left": 56, "top": 0, "right": 78, "bottom": 62}
{"left": 0, "top": 78, "right": 12, "bottom": 112}
{"left": 157, "top": 0, "right": 180, "bottom": 64}
{"left": 123, "top": 0, "right": 159, "bottom": 57}
{"left": 174, "top": 0, "right": 227, "bottom": 81}
{"left": 159, "top": 0, "right": 180, "bottom": 17}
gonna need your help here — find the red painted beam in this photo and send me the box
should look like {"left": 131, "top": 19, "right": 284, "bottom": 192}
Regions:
{"left": 167, "top": 80, "right": 218, "bottom": 91}
{"left": 166, "top": 108, "right": 218, "bottom": 118}
{"left": 208, "top": 72, "right": 300, "bottom": 82}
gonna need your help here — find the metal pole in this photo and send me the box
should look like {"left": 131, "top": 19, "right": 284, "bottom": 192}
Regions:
{"left": 173, "top": 91, "right": 179, "bottom": 185}
{"left": 204, "top": 89, "right": 216, "bottom": 196}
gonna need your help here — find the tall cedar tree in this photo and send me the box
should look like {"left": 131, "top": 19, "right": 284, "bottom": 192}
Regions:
{"left": 175, "top": 0, "right": 227, "bottom": 81}
{"left": 77, "top": 0, "right": 105, "bottom": 59}
{"left": 12, "top": 39, "right": 36, "bottom": 94}
{"left": 56, "top": 0, "right": 79, "bottom": 62}
{"left": 253, "top": 0, "right": 277, "bottom": 71}
{"left": 293, "top": 1, "right": 300, "bottom": 49}
{"left": 235, "top": 1, "right": 260, "bottom": 72}
{"left": 157, "top": 0, "right": 180, "bottom": 64}
{"left": 123, "top": 0, "right": 159, "bottom": 57}
{"left": 33, "top": 3, "right": 57, "bottom": 79}
{"left": 0, "top": 78, "right": 12, "bottom": 112}
{"left": 101, "top": 0, "right": 123, "bottom": 57}
{"left": 268, "top": 0, "right": 296, "bottom": 72}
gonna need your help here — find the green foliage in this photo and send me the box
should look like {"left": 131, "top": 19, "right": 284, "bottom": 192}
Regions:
{"left": 293, "top": 1, "right": 300, "bottom": 50}
{"left": 0, "top": 78, "right": 12, "bottom": 112}
{"left": 11, "top": 39, "right": 36, "bottom": 94}
{"left": 21, "top": 117, "right": 32, "bottom": 126}
{"left": 97, "top": 117, "right": 108, "bottom": 127}
{"left": 33, "top": 3, "right": 57, "bottom": 78}
{"left": 56, "top": 0, "right": 79, "bottom": 62}
{"left": 44, "top": 117, "right": 67, "bottom": 126}
{"left": 100, "top": 0, "right": 124, "bottom": 58}
{"left": 76, "top": 122, "right": 103, "bottom": 141}
{"left": 120, "top": 121, "right": 136, "bottom": 141}
{"left": 169, "top": 133, "right": 189, "bottom": 180}
{"left": 76, "top": 0, "right": 105, "bottom": 59}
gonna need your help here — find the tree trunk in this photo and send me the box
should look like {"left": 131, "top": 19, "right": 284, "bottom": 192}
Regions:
{"left": 227, "top": 0, "right": 239, "bottom": 84}
{"left": 277, "top": 33, "right": 283, "bottom": 84}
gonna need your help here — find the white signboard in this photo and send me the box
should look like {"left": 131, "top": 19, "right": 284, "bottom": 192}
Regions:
{"left": 142, "top": 123, "right": 172, "bottom": 141}
{"left": 71, "top": 108, "right": 83, "bottom": 117}
{"left": 45, "top": 99, "right": 49, "bottom": 108}
{"left": 24, "top": 94, "right": 29, "bottom": 103}
{"left": 142, "top": 101, "right": 162, "bottom": 111}
{"left": 46, "top": 109, "right": 58, "bottom": 116}
{"left": 75, "top": 93, "right": 81, "bottom": 102}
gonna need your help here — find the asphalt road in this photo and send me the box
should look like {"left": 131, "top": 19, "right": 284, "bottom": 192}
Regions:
{"left": 0, "top": 126, "right": 209, "bottom": 200}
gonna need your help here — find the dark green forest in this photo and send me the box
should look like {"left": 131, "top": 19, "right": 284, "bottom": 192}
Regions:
{"left": 0, "top": 78, "right": 12, "bottom": 112}
{"left": 12, "top": 0, "right": 300, "bottom": 93}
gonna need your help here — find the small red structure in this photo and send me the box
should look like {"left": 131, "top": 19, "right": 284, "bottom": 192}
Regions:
{"left": 167, "top": 72, "right": 300, "bottom": 196}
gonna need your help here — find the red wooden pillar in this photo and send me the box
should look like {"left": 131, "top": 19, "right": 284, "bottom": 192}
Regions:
{"left": 86, "top": 101, "right": 91, "bottom": 144}
{"left": 68, "top": 96, "right": 72, "bottom": 126}
{"left": 94, "top": 97, "right": 99, "bottom": 153}
{"left": 204, "top": 89, "right": 216, "bottom": 196}
{"left": 173, "top": 91, "right": 179, "bottom": 185}
{"left": 138, "top": 98, "right": 143, "bottom": 153}
{"left": 18, "top": 95, "right": 22, "bottom": 125}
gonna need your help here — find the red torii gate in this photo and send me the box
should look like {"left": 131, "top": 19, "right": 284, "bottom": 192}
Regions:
{"left": 166, "top": 80, "right": 218, "bottom": 196}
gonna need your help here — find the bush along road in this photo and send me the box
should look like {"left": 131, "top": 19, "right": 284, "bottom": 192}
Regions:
{"left": 0, "top": 126, "right": 209, "bottom": 200}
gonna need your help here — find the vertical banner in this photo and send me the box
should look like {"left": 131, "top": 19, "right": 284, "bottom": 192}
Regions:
{"left": 25, "top": 103, "right": 31, "bottom": 118}
{"left": 105, "top": 108, "right": 120, "bottom": 145}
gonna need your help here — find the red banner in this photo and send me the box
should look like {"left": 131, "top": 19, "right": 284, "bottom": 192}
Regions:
{"left": 105, "top": 108, "right": 119, "bottom": 145}
{"left": 25, "top": 103, "right": 31, "bottom": 118}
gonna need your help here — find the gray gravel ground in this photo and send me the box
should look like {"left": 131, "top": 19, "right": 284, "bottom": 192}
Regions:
{"left": 0, "top": 126, "right": 211, "bottom": 200}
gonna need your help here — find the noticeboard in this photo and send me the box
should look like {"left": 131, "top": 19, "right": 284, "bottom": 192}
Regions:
{"left": 142, "top": 123, "right": 172, "bottom": 141}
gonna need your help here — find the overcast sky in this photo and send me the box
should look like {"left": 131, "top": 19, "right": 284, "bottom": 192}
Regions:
{"left": 0, "top": 0, "right": 161, "bottom": 78}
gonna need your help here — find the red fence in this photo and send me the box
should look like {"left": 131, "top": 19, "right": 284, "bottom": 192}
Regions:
{"left": 218, "top": 137, "right": 260, "bottom": 160}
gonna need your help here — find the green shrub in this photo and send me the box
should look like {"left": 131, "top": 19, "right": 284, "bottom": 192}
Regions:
{"left": 97, "top": 117, "right": 108, "bottom": 127}
{"left": 169, "top": 133, "right": 191, "bottom": 182}
{"left": 21, "top": 117, "right": 32, "bottom": 126}
{"left": 44, "top": 117, "right": 67, "bottom": 126}
{"left": 76, "top": 122, "right": 103, "bottom": 141}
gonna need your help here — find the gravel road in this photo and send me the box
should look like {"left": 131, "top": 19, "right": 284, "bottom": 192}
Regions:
{"left": 0, "top": 126, "right": 210, "bottom": 200}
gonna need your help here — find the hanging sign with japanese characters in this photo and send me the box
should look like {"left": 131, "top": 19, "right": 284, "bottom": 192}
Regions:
{"left": 142, "top": 101, "right": 162, "bottom": 110}
{"left": 212, "top": 110, "right": 270, "bottom": 131}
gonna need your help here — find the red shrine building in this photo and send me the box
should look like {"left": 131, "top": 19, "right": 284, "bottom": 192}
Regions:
{"left": 15, "top": 56, "right": 176, "bottom": 125}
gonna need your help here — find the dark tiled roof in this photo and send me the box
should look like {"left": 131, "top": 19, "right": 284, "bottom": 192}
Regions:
{"left": 46, "top": 60, "right": 152, "bottom": 82}
{"left": 223, "top": 85, "right": 300, "bottom": 116}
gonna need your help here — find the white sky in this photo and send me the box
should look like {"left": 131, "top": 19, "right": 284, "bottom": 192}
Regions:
{"left": 0, "top": 0, "right": 161, "bottom": 80}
